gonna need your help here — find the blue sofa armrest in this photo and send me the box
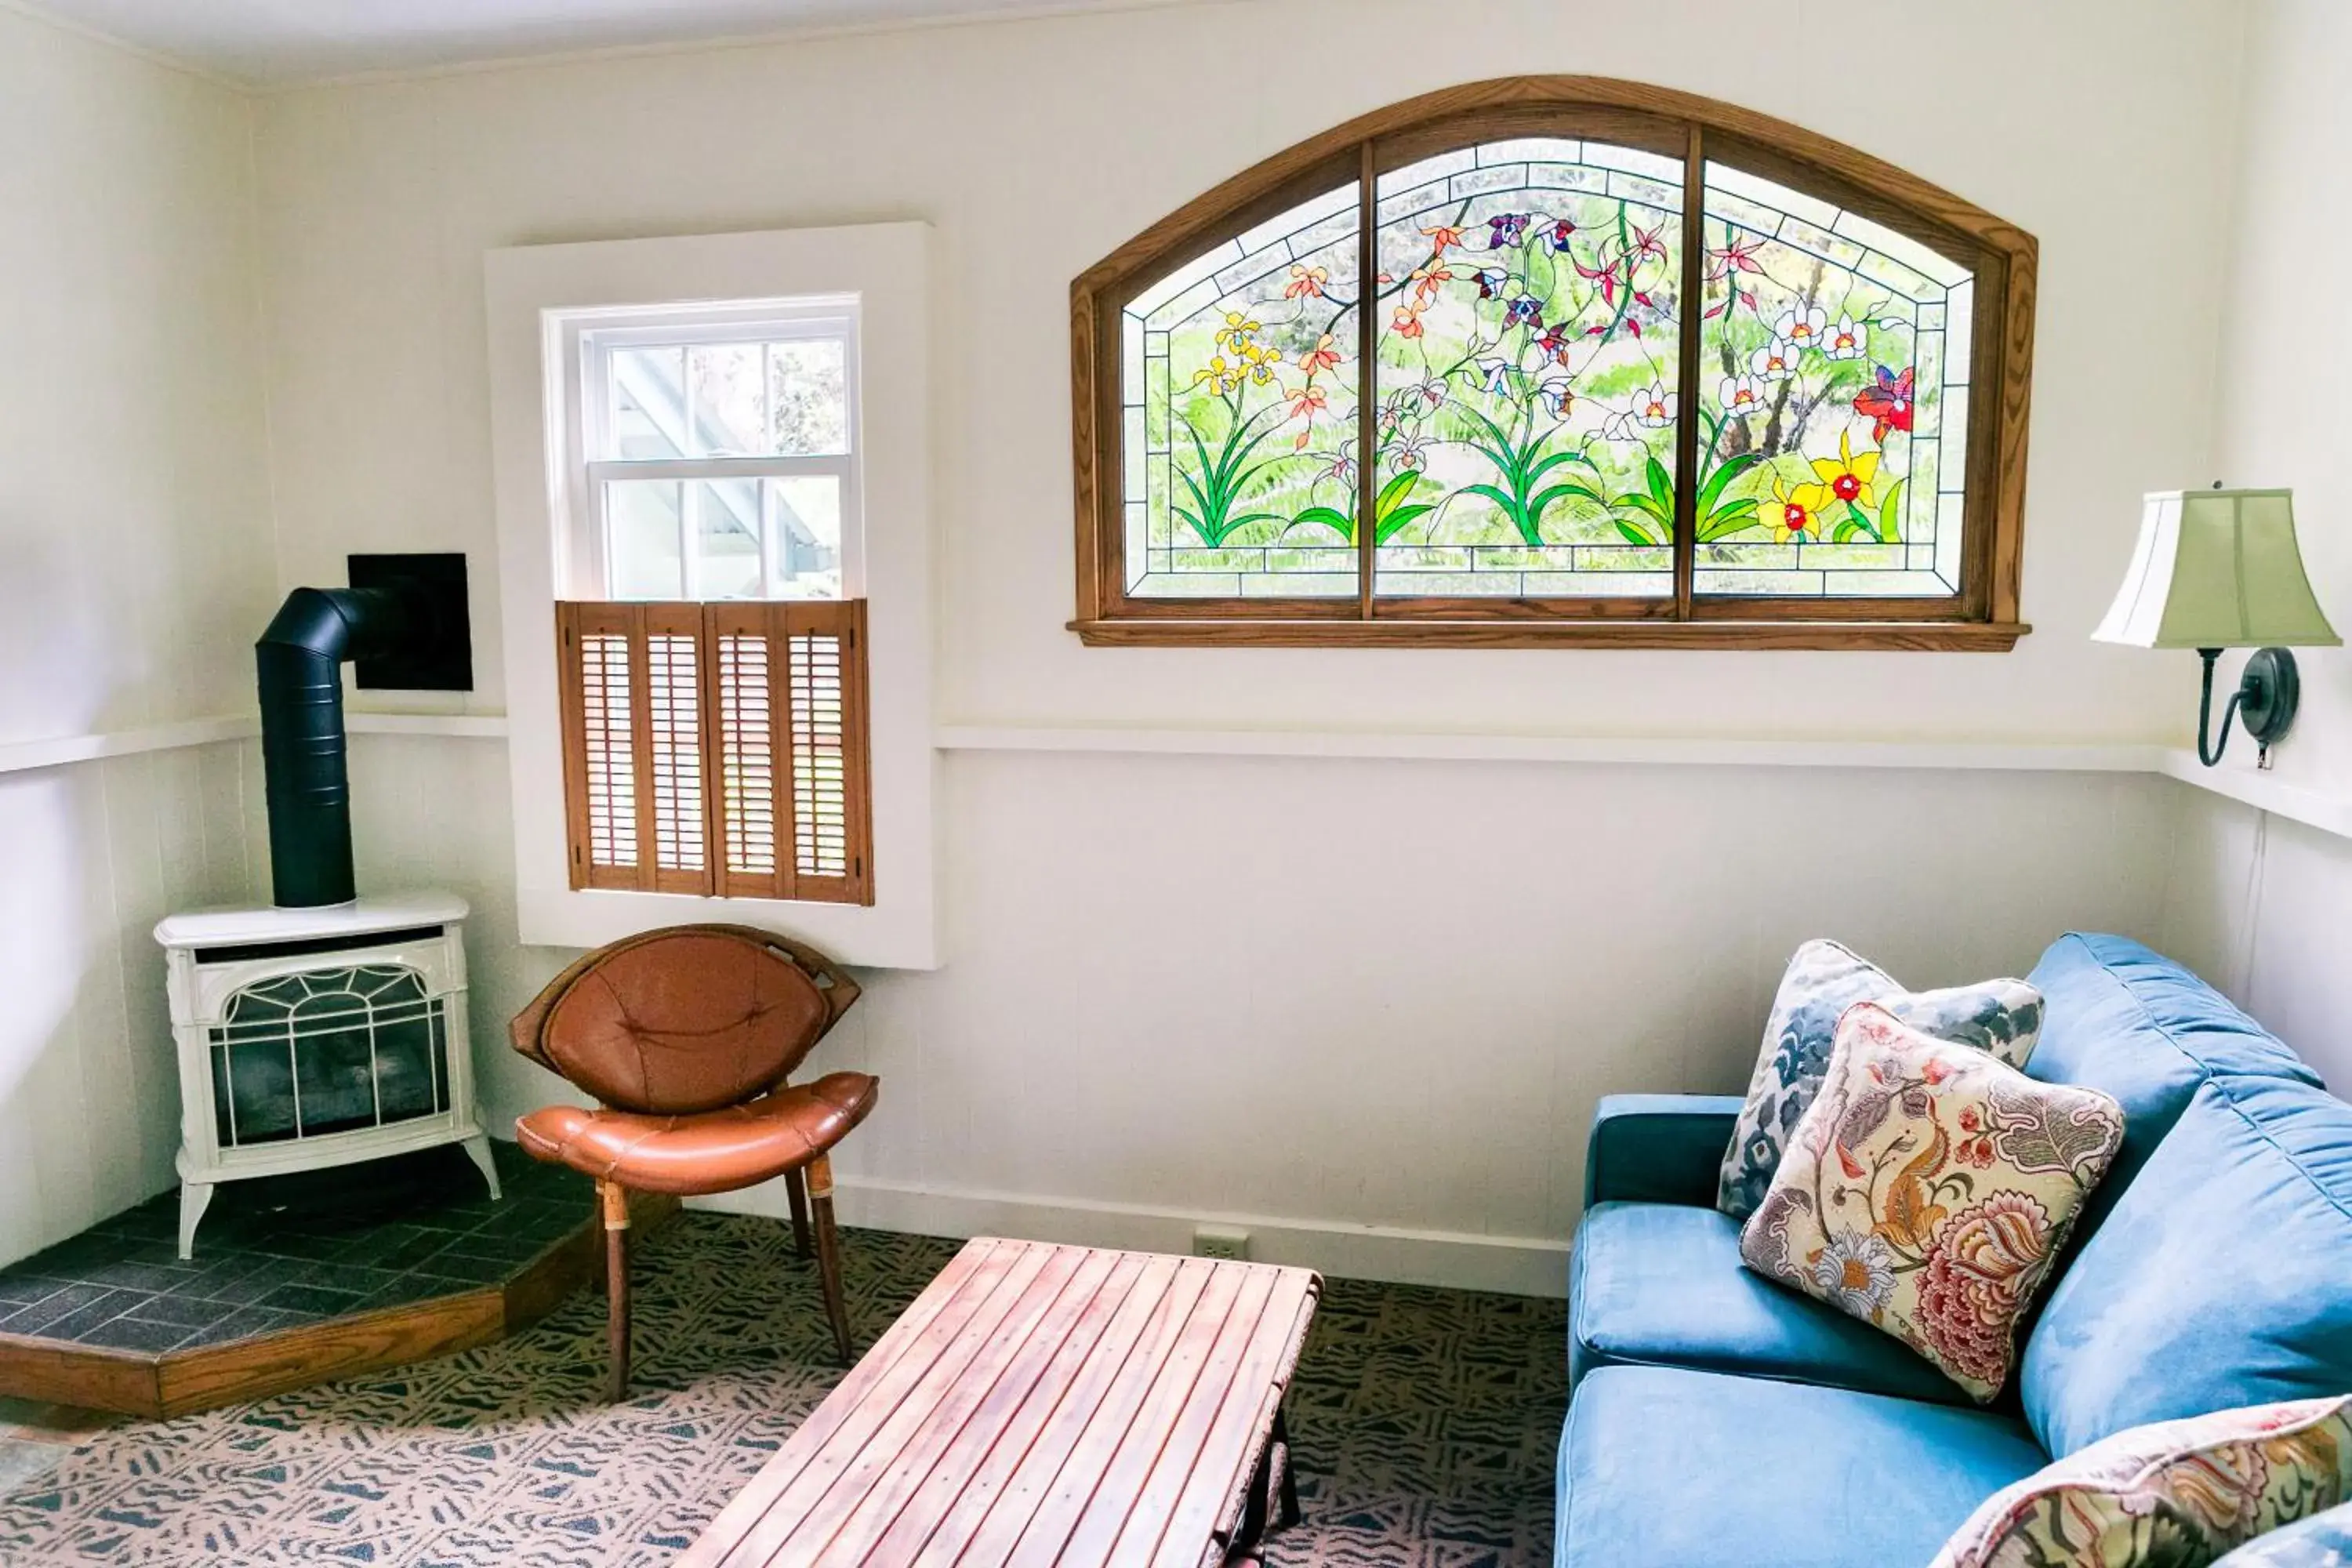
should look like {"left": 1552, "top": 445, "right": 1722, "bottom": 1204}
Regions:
{"left": 1583, "top": 1094, "right": 1744, "bottom": 1210}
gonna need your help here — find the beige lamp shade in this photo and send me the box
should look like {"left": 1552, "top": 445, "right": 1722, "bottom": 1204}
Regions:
{"left": 2094, "top": 488, "right": 2340, "bottom": 649}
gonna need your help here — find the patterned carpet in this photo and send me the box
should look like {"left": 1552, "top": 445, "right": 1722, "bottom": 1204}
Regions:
{"left": 0, "top": 1217, "right": 1566, "bottom": 1567}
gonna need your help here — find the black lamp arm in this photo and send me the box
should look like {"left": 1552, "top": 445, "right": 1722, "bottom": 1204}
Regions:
{"left": 2196, "top": 648, "right": 2244, "bottom": 767}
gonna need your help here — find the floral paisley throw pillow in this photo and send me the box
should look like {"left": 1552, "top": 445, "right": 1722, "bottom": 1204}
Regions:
{"left": 1739, "top": 1001, "right": 2122, "bottom": 1401}
{"left": 1716, "top": 939, "right": 2045, "bottom": 1219}
{"left": 1929, "top": 1396, "right": 2352, "bottom": 1568}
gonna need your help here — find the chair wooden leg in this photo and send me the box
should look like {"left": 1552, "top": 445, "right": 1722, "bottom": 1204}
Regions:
{"left": 783, "top": 1164, "right": 813, "bottom": 1260}
{"left": 601, "top": 1180, "right": 632, "bottom": 1401}
{"left": 806, "top": 1155, "right": 853, "bottom": 1365}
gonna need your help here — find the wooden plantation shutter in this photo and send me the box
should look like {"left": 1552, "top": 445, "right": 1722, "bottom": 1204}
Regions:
{"left": 556, "top": 601, "right": 873, "bottom": 905}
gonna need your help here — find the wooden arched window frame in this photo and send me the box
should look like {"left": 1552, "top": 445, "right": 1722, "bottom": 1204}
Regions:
{"left": 1069, "top": 78, "right": 2036, "bottom": 649}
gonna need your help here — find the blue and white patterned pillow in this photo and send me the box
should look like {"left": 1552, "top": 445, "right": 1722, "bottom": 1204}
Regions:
{"left": 2215, "top": 1503, "right": 2352, "bottom": 1567}
{"left": 1715, "top": 939, "right": 2044, "bottom": 1220}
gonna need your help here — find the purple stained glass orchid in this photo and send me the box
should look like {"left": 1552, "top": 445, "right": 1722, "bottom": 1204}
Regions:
{"left": 1486, "top": 212, "right": 1530, "bottom": 249}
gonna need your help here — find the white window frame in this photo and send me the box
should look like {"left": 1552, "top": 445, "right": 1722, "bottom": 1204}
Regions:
{"left": 485, "top": 223, "right": 937, "bottom": 969}
{"left": 561, "top": 302, "right": 867, "bottom": 604}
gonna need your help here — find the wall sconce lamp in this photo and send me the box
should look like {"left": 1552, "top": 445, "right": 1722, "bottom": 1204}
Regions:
{"left": 2095, "top": 488, "right": 2339, "bottom": 768}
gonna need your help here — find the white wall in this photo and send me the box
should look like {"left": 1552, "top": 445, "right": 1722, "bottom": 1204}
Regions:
{"left": 237, "top": 0, "right": 2253, "bottom": 1288}
{"left": 0, "top": 9, "right": 274, "bottom": 1261}
{"left": 2161, "top": 798, "right": 2352, "bottom": 1088}
{"left": 2159, "top": 0, "right": 2352, "bottom": 1094}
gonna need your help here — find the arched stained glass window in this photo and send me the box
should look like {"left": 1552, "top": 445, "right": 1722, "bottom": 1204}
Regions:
{"left": 1073, "top": 78, "right": 2036, "bottom": 649}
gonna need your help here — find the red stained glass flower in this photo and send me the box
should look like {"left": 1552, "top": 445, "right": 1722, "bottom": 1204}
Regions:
{"left": 1854, "top": 364, "right": 1917, "bottom": 443}
{"left": 1708, "top": 236, "right": 1764, "bottom": 281}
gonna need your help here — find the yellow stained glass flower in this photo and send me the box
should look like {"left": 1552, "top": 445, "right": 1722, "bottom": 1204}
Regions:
{"left": 1190, "top": 357, "right": 1241, "bottom": 395}
{"left": 1808, "top": 430, "right": 1881, "bottom": 511}
{"left": 1215, "top": 311, "right": 1262, "bottom": 351}
{"left": 1771, "top": 476, "right": 1825, "bottom": 543}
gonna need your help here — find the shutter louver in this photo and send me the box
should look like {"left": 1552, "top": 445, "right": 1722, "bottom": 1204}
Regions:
{"left": 557, "top": 599, "right": 872, "bottom": 906}
{"left": 782, "top": 601, "right": 869, "bottom": 902}
{"left": 716, "top": 629, "right": 778, "bottom": 883}
{"left": 642, "top": 611, "right": 709, "bottom": 891}
{"left": 580, "top": 632, "right": 637, "bottom": 870}
{"left": 557, "top": 604, "right": 644, "bottom": 890}
{"left": 788, "top": 615, "right": 851, "bottom": 885}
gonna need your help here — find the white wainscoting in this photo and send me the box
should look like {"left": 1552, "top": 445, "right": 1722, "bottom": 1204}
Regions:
{"left": 0, "top": 742, "right": 262, "bottom": 1266}
{"left": 699, "top": 1177, "right": 1572, "bottom": 1298}
{"left": 20, "top": 717, "right": 2339, "bottom": 1297}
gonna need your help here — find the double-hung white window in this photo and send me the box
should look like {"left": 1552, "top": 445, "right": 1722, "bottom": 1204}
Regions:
{"left": 565, "top": 301, "right": 862, "bottom": 603}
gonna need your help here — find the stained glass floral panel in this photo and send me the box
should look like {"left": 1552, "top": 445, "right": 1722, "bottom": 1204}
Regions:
{"left": 1124, "top": 181, "right": 1360, "bottom": 597}
{"left": 1691, "top": 162, "right": 1973, "bottom": 597}
{"left": 1371, "top": 140, "right": 1685, "bottom": 598}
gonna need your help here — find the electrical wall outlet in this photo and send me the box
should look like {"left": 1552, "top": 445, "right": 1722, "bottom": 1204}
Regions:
{"left": 1192, "top": 1225, "right": 1250, "bottom": 1261}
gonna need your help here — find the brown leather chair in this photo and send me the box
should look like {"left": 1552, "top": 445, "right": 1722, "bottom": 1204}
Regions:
{"left": 510, "top": 924, "right": 877, "bottom": 1398}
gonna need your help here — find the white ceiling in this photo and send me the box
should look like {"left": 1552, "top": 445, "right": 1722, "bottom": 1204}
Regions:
{"left": 30, "top": 0, "right": 1167, "bottom": 85}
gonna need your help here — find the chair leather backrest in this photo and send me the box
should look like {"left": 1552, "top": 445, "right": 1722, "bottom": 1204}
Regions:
{"left": 510, "top": 926, "right": 858, "bottom": 1115}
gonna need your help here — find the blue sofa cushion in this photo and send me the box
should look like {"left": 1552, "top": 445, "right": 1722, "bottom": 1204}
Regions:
{"left": 2022, "top": 1076, "right": 2352, "bottom": 1457}
{"left": 1584, "top": 1094, "right": 1745, "bottom": 1210}
{"left": 1555, "top": 1365, "right": 2045, "bottom": 1568}
{"left": 1570, "top": 1200, "right": 1971, "bottom": 1404}
{"left": 2212, "top": 1501, "right": 2352, "bottom": 1565}
{"left": 2025, "top": 933, "right": 2318, "bottom": 1250}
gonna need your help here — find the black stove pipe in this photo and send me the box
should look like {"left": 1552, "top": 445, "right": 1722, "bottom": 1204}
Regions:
{"left": 256, "top": 586, "right": 408, "bottom": 908}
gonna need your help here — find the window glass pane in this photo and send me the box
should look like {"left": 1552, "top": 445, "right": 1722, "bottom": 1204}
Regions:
{"left": 688, "top": 343, "right": 767, "bottom": 456}
{"left": 1125, "top": 180, "right": 1359, "bottom": 598}
{"left": 768, "top": 476, "right": 844, "bottom": 599}
{"left": 1693, "top": 162, "right": 1969, "bottom": 598}
{"left": 692, "top": 478, "right": 764, "bottom": 599}
{"left": 1373, "top": 139, "right": 1681, "bottom": 598}
{"left": 606, "top": 479, "right": 684, "bottom": 598}
{"left": 769, "top": 339, "right": 850, "bottom": 456}
{"left": 609, "top": 347, "right": 686, "bottom": 460}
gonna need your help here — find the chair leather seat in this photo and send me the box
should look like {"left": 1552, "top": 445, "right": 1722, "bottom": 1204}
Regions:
{"left": 515, "top": 1071, "right": 878, "bottom": 1196}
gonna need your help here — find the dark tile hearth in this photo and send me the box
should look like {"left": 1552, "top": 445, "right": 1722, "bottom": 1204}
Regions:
{"left": 0, "top": 1142, "right": 583, "bottom": 1356}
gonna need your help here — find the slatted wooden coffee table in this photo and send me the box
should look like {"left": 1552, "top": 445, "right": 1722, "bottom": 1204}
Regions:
{"left": 680, "top": 1236, "right": 1321, "bottom": 1567}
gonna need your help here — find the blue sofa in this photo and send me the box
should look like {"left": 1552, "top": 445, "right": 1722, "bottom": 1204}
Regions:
{"left": 1557, "top": 934, "right": 2352, "bottom": 1568}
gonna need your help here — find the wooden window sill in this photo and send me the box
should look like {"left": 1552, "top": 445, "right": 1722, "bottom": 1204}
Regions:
{"left": 1068, "top": 619, "right": 2031, "bottom": 652}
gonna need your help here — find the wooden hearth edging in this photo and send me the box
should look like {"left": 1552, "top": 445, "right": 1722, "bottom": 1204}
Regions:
{"left": 0, "top": 1193, "right": 679, "bottom": 1420}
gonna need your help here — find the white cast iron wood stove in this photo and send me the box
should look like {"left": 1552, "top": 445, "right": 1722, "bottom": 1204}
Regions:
{"left": 156, "top": 893, "right": 499, "bottom": 1258}
{"left": 154, "top": 568, "right": 499, "bottom": 1258}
